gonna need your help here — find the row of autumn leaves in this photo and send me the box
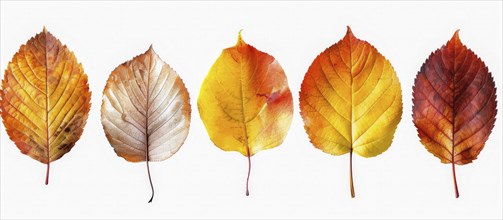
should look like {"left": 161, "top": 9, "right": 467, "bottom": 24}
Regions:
{"left": 0, "top": 26, "right": 497, "bottom": 202}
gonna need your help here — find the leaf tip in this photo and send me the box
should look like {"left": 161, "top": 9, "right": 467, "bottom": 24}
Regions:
{"left": 146, "top": 44, "right": 157, "bottom": 56}
{"left": 346, "top": 25, "right": 353, "bottom": 35}
{"left": 452, "top": 29, "right": 461, "bottom": 42}
{"left": 237, "top": 29, "right": 245, "bottom": 46}
{"left": 345, "top": 26, "right": 356, "bottom": 40}
{"left": 447, "top": 29, "right": 464, "bottom": 47}
{"left": 40, "top": 26, "right": 55, "bottom": 40}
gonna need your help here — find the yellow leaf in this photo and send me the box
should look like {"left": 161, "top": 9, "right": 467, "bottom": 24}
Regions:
{"left": 299, "top": 27, "right": 403, "bottom": 197}
{"left": 101, "top": 46, "right": 191, "bottom": 203}
{"left": 198, "top": 31, "right": 293, "bottom": 196}
{"left": 1, "top": 28, "right": 91, "bottom": 184}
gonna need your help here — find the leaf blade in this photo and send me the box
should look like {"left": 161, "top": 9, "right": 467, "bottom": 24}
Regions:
{"left": 412, "top": 30, "right": 497, "bottom": 197}
{"left": 198, "top": 31, "right": 293, "bottom": 157}
{"left": 101, "top": 46, "right": 191, "bottom": 162}
{"left": 300, "top": 27, "right": 403, "bottom": 157}
{"left": 412, "top": 30, "right": 497, "bottom": 166}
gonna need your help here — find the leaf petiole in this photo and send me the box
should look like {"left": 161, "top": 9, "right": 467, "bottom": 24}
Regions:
{"left": 452, "top": 162, "right": 459, "bottom": 198}
{"left": 246, "top": 147, "right": 251, "bottom": 196}
{"left": 350, "top": 149, "right": 355, "bottom": 198}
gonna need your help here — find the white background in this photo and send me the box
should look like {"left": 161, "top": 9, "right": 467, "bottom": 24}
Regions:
{"left": 1, "top": 1, "right": 502, "bottom": 219}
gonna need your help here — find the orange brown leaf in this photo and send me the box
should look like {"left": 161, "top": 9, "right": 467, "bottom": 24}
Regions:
{"left": 1, "top": 28, "right": 91, "bottom": 184}
{"left": 412, "top": 30, "right": 497, "bottom": 198}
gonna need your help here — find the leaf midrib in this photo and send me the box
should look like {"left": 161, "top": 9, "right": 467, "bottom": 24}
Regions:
{"left": 238, "top": 49, "right": 250, "bottom": 156}
{"left": 44, "top": 33, "right": 51, "bottom": 163}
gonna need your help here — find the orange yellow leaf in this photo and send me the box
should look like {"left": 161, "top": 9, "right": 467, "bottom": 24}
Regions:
{"left": 1, "top": 28, "right": 91, "bottom": 184}
{"left": 299, "top": 26, "right": 403, "bottom": 197}
{"left": 198, "top": 31, "right": 293, "bottom": 196}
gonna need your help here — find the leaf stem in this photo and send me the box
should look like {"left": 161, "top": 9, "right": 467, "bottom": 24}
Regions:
{"left": 452, "top": 162, "right": 459, "bottom": 198}
{"left": 44, "top": 30, "right": 51, "bottom": 186}
{"left": 246, "top": 147, "right": 251, "bottom": 196}
{"left": 45, "top": 162, "right": 50, "bottom": 185}
{"left": 145, "top": 53, "right": 154, "bottom": 203}
{"left": 147, "top": 160, "right": 154, "bottom": 203}
{"left": 350, "top": 149, "right": 355, "bottom": 198}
